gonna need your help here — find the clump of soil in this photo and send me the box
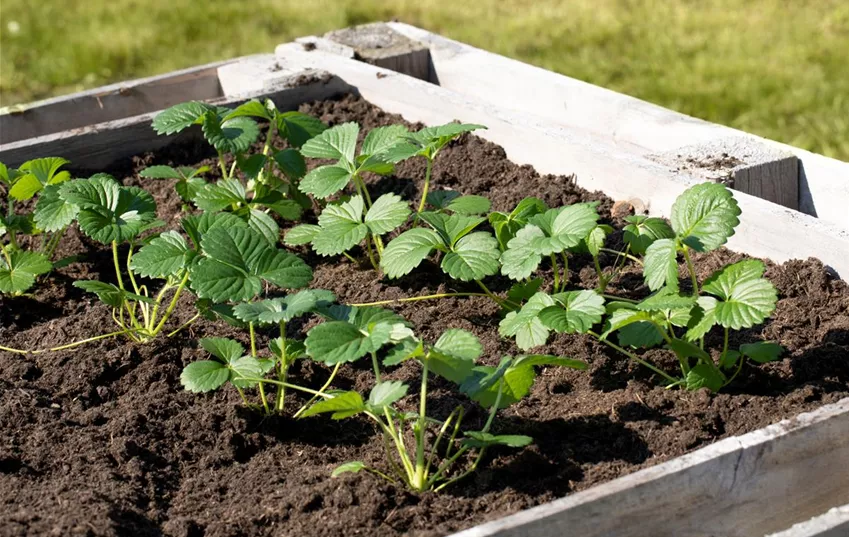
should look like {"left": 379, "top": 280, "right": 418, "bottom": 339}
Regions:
{"left": 1, "top": 95, "right": 847, "bottom": 537}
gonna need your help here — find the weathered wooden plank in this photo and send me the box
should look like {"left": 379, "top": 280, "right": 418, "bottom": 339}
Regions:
{"left": 767, "top": 505, "right": 849, "bottom": 537}
{"left": 0, "top": 57, "right": 238, "bottom": 145}
{"left": 386, "top": 22, "right": 849, "bottom": 229}
{"left": 0, "top": 71, "right": 353, "bottom": 171}
{"left": 324, "top": 23, "right": 432, "bottom": 81}
{"left": 449, "top": 398, "right": 849, "bottom": 537}
{"left": 271, "top": 43, "right": 849, "bottom": 279}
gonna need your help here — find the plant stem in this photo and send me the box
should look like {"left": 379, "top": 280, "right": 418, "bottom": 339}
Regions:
{"left": 416, "top": 158, "right": 434, "bottom": 215}
{"left": 112, "top": 241, "right": 126, "bottom": 291}
{"left": 257, "top": 120, "right": 277, "bottom": 185}
{"left": 293, "top": 363, "right": 341, "bottom": 418}
{"left": 167, "top": 313, "right": 200, "bottom": 337}
{"left": 0, "top": 344, "right": 30, "bottom": 355}
{"left": 348, "top": 292, "right": 492, "bottom": 307}
{"left": 257, "top": 380, "right": 270, "bottom": 414}
{"left": 588, "top": 331, "right": 680, "bottom": 385}
{"left": 561, "top": 252, "right": 570, "bottom": 286}
{"left": 550, "top": 253, "right": 560, "bottom": 292}
{"left": 354, "top": 175, "right": 373, "bottom": 208}
{"left": 241, "top": 378, "right": 331, "bottom": 399}
{"left": 682, "top": 246, "right": 699, "bottom": 296}
{"left": 342, "top": 252, "right": 358, "bottom": 264}
{"left": 0, "top": 243, "right": 12, "bottom": 269}
{"left": 602, "top": 294, "right": 639, "bottom": 304}
{"left": 600, "top": 248, "right": 643, "bottom": 266}
{"left": 371, "top": 351, "right": 382, "bottom": 384}
{"left": 249, "top": 323, "right": 258, "bottom": 357}
{"left": 412, "top": 360, "right": 429, "bottom": 489}
{"left": 150, "top": 272, "right": 190, "bottom": 336}
{"left": 217, "top": 150, "right": 228, "bottom": 179}
{"left": 32, "top": 328, "right": 144, "bottom": 353}
{"left": 365, "top": 235, "right": 379, "bottom": 270}
{"left": 475, "top": 280, "right": 514, "bottom": 308}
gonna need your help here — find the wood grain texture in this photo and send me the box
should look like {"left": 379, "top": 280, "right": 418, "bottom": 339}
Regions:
{"left": 449, "top": 399, "right": 849, "bottom": 537}
{"left": 386, "top": 22, "right": 849, "bottom": 230}
{"left": 0, "top": 57, "right": 240, "bottom": 144}
{"left": 272, "top": 43, "right": 849, "bottom": 279}
{"left": 0, "top": 72, "right": 353, "bottom": 172}
{"left": 767, "top": 505, "right": 849, "bottom": 537}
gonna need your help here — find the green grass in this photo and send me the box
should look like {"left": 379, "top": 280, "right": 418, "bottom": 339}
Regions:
{"left": 2, "top": 0, "right": 848, "bottom": 159}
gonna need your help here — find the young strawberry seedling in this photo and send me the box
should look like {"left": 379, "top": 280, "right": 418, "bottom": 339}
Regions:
{"left": 0, "top": 158, "right": 81, "bottom": 296}
{"left": 380, "top": 123, "right": 486, "bottom": 216}
{"left": 300, "top": 328, "right": 586, "bottom": 491}
{"left": 499, "top": 183, "right": 783, "bottom": 392}
{"left": 381, "top": 211, "right": 504, "bottom": 303}
{"left": 285, "top": 193, "right": 410, "bottom": 269}
{"left": 181, "top": 289, "right": 335, "bottom": 414}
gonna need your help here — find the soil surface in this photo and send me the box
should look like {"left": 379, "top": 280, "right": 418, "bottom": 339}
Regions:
{"left": 2, "top": 95, "right": 848, "bottom": 537}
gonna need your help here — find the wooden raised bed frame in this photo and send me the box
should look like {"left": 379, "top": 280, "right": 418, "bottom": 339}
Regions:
{"left": 1, "top": 23, "right": 847, "bottom": 537}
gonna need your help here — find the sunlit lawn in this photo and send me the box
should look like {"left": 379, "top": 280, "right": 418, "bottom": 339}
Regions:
{"left": 1, "top": 0, "right": 848, "bottom": 159}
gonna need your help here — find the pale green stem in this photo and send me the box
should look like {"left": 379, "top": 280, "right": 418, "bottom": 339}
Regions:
{"left": 550, "top": 253, "right": 560, "bottom": 292}
{"left": 348, "top": 292, "right": 491, "bottom": 307}
{"left": 293, "top": 362, "right": 342, "bottom": 418}
{"left": 682, "top": 246, "right": 699, "bottom": 296}
{"left": 416, "top": 158, "right": 434, "bottom": 215}
{"left": 150, "top": 272, "right": 190, "bottom": 336}
{"left": 589, "top": 330, "right": 679, "bottom": 385}
{"left": 167, "top": 313, "right": 200, "bottom": 337}
{"left": 413, "top": 360, "right": 429, "bottom": 488}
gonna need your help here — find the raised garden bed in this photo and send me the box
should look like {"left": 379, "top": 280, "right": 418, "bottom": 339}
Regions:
{"left": 2, "top": 24, "right": 849, "bottom": 537}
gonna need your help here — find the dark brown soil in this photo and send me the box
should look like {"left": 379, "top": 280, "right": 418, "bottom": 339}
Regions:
{"left": 2, "top": 95, "right": 848, "bottom": 537}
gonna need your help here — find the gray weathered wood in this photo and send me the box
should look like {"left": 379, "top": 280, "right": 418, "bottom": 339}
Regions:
{"left": 324, "top": 23, "right": 433, "bottom": 81}
{"left": 386, "top": 22, "right": 849, "bottom": 230}
{"left": 0, "top": 58, "right": 238, "bottom": 145}
{"left": 449, "top": 398, "right": 849, "bottom": 537}
{"left": 270, "top": 43, "right": 849, "bottom": 279}
{"left": 0, "top": 71, "right": 352, "bottom": 171}
{"left": 767, "top": 505, "right": 849, "bottom": 537}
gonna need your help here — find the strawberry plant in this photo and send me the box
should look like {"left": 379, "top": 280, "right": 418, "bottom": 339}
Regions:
{"left": 300, "top": 328, "right": 586, "bottom": 491}
{"left": 0, "top": 158, "right": 81, "bottom": 296}
{"left": 380, "top": 123, "right": 486, "bottom": 216}
{"left": 285, "top": 193, "right": 410, "bottom": 269}
{"left": 381, "top": 211, "right": 504, "bottom": 304}
{"left": 498, "top": 183, "right": 782, "bottom": 392}
{"left": 181, "top": 289, "right": 335, "bottom": 413}
{"left": 139, "top": 164, "right": 210, "bottom": 206}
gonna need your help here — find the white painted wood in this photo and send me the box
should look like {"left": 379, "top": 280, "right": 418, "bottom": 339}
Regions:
{"left": 0, "top": 57, "right": 239, "bottom": 145}
{"left": 272, "top": 44, "right": 849, "bottom": 279}
{"left": 386, "top": 22, "right": 849, "bottom": 230}
{"left": 450, "top": 398, "right": 849, "bottom": 537}
{"left": 0, "top": 71, "right": 353, "bottom": 171}
{"left": 767, "top": 505, "right": 849, "bottom": 537}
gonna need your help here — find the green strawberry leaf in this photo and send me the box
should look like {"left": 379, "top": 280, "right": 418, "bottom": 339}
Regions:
{"left": 181, "top": 211, "right": 248, "bottom": 249}
{"left": 299, "top": 165, "right": 352, "bottom": 199}
{"left": 441, "top": 232, "right": 501, "bottom": 281}
{"left": 300, "top": 122, "right": 358, "bottom": 162}
{"left": 284, "top": 224, "right": 322, "bottom": 247}
{"left": 152, "top": 101, "right": 214, "bottom": 134}
{"left": 59, "top": 176, "right": 158, "bottom": 244}
{"left": 232, "top": 289, "right": 332, "bottom": 325}
{"left": 538, "top": 290, "right": 605, "bottom": 334}
{"left": 685, "top": 363, "right": 726, "bottom": 392}
{"left": 305, "top": 320, "right": 393, "bottom": 365}
{"left": 129, "top": 230, "right": 191, "bottom": 278}
{"left": 361, "top": 125, "right": 408, "bottom": 157}
{"left": 462, "top": 431, "right": 533, "bottom": 448}
{"left": 277, "top": 111, "right": 328, "bottom": 148}
{"left": 499, "top": 292, "right": 555, "bottom": 351}
{"left": 740, "top": 341, "right": 784, "bottom": 363}
{"left": 671, "top": 182, "right": 741, "bottom": 252}
{"left": 500, "top": 225, "right": 545, "bottom": 281}
{"left": 299, "top": 391, "right": 365, "bottom": 420}
{"left": 73, "top": 280, "right": 155, "bottom": 307}
{"left": 702, "top": 260, "right": 777, "bottom": 329}
{"left": 367, "top": 380, "right": 409, "bottom": 410}
{"left": 381, "top": 228, "right": 443, "bottom": 279}
{"left": 180, "top": 361, "right": 230, "bottom": 393}
{"left": 193, "top": 179, "right": 247, "bottom": 212}
{"left": 364, "top": 193, "right": 410, "bottom": 235}
{"left": 201, "top": 112, "right": 260, "bottom": 154}
{"left": 0, "top": 250, "right": 53, "bottom": 294}
{"left": 200, "top": 337, "right": 245, "bottom": 362}
{"left": 331, "top": 461, "right": 367, "bottom": 477}
{"left": 273, "top": 148, "right": 307, "bottom": 180}
{"left": 311, "top": 196, "right": 368, "bottom": 256}
{"left": 445, "top": 195, "right": 491, "bottom": 215}
{"left": 643, "top": 238, "right": 680, "bottom": 292}
{"left": 33, "top": 184, "right": 79, "bottom": 232}
{"left": 623, "top": 215, "right": 675, "bottom": 255}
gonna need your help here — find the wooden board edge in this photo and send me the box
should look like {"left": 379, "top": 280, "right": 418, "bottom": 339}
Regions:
{"left": 385, "top": 22, "right": 849, "bottom": 232}
{"left": 767, "top": 505, "right": 849, "bottom": 537}
{"left": 447, "top": 397, "right": 849, "bottom": 537}
{"left": 0, "top": 70, "right": 354, "bottom": 171}
{"left": 272, "top": 43, "right": 849, "bottom": 280}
